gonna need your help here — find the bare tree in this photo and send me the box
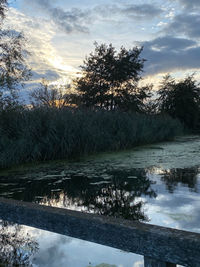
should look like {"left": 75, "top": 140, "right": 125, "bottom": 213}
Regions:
{"left": 30, "top": 79, "right": 71, "bottom": 108}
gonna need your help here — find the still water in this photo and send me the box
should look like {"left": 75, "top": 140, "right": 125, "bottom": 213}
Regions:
{"left": 1, "top": 135, "right": 200, "bottom": 266}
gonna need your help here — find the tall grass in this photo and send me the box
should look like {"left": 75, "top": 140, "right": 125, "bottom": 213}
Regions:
{"left": 0, "top": 108, "right": 183, "bottom": 168}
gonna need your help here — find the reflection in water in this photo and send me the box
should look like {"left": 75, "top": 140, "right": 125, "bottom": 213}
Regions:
{"left": 1, "top": 219, "right": 142, "bottom": 267}
{"left": 1, "top": 166, "right": 200, "bottom": 223}
{"left": 87, "top": 264, "right": 117, "bottom": 267}
{"left": 42, "top": 169, "right": 157, "bottom": 221}
{"left": 0, "top": 220, "right": 38, "bottom": 266}
{"left": 160, "top": 167, "right": 199, "bottom": 193}
{"left": 0, "top": 168, "right": 157, "bottom": 222}
{"left": 1, "top": 136, "right": 200, "bottom": 266}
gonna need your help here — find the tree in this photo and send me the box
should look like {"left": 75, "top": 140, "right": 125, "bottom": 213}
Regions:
{"left": 30, "top": 79, "right": 69, "bottom": 108}
{"left": 157, "top": 74, "right": 200, "bottom": 129}
{"left": 29, "top": 78, "right": 79, "bottom": 109}
{"left": 0, "top": 220, "right": 38, "bottom": 266}
{"left": 74, "top": 42, "right": 151, "bottom": 111}
{"left": 0, "top": 0, "right": 31, "bottom": 110}
{"left": 0, "top": 0, "right": 7, "bottom": 20}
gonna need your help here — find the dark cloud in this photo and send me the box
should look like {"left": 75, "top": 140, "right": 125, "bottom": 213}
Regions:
{"left": 176, "top": 0, "right": 200, "bottom": 10}
{"left": 164, "top": 14, "right": 200, "bottom": 39}
{"left": 95, "top": 3, "right": 163, "bottom": 20}
{"left": 29, "top": 0, "right": 90, "bottom": 34}
{"left": 23, "top": 1, "right": 163, "bottom": 34}
{"left": 121, "top": 4, "right": 163, "bottom": 19}
{"left": 32, "top": 236, "right": 72, "bottom": 267}
{"left": 20, "top": 0, "right": 200, "bottom": 76}
{"left": 143, "top": 36, "right": 196, "bottom": 52}
{"left": 47, "top": 7, "right": 90, "bottom": 34}
{"left": 141, "top": 36, "right": 200, "bottom": 74}
{"left": 154, "top": 4, "right": 200, "bottom": 75}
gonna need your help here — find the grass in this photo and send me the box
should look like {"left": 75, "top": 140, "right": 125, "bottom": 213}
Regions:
{"left": 0, "top": 107, "right": 183, "bottom": 169}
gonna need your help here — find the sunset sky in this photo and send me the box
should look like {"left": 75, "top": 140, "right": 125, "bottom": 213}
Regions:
{"left": 5, "top": 0, "right": 200, "bottom": 93}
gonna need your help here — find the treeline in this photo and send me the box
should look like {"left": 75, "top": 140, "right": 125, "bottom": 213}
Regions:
{"left": 30, "top": 43, "right": 200, "bottom": 131}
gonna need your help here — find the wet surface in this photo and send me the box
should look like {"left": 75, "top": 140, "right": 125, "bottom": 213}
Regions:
{"left": 0, "top": 135, "right": 199, "bottom": 266}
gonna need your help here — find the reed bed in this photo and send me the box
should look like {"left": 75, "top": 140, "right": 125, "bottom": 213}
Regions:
{"left": 0, "top": 108, "right": 183, "bottom": 168}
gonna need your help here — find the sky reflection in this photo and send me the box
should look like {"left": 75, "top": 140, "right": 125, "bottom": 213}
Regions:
{"left": 0, "top": 136, "right": 200, "bottom": 266}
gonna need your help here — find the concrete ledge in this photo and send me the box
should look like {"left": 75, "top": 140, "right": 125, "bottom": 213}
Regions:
{"left": 0, "top": 197, "right": 199, "bottom": 266}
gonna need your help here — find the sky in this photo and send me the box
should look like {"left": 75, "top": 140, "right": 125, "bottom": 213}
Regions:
{"left": 5, "top": 0, "right": 200, "bottom": 92}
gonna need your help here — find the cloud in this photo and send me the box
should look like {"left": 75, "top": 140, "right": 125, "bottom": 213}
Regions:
{"left": 5, "top": 8, "right": 77, "bottom": 87}
{"left": 94, "top": 3, "right": 163, "bottom": 21}
{"left": 149, "top": 181, "right": 200, "bottom": 233}
{"left": 8, "top": 0, "right": 200, "bottom": 85}
{"left": 141, "top": 36, "right": 200, "bottom": 74}
{"left": 121, "top": 4, "right": 163, "bottom": 19}
{"left": 175, "top": 0, "right": 200, "bottom": 10}
{"left": 143, "top": 36, "right": 197, "bottom": 52}
{"left": 22, "top": 1, "right": 164, "bottom": 35}
{"left": 164, "top": 14, "right": 200, "bottom": 38}
{"left": 43, "top": 7, "right": 90, "bottom": 34}
{"left": 23, "top": 0, "right": 91, "bottom": 34}
{"left": 32, "top": 70, "right": 61, "bottom": 81}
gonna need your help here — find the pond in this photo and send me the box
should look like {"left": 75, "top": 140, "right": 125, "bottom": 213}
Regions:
{"left": 1, "top": 135, "right": 200, "bottom": 266}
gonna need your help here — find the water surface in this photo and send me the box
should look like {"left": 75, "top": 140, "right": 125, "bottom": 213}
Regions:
{"left": 1, "top": 135, "right": 200, "bottom": 266}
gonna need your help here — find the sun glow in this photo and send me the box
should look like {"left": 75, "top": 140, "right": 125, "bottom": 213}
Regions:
{"left": 48, "top": 56, "right": 78, "bottom": 74}
{"left": 49, "top": 76, "right": 71, "bottom": 87}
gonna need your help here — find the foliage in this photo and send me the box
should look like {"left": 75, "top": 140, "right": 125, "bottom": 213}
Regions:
{"left": 0, "top": 30, "right": 31, "bottom": 91}
{"left": 0, "top": 0, "right": 7, "bottom": 20}
{"left": 161, "top": 167, "right": 199, "bottom": 193}
{"left": 74, "top": 43, "right": 151, "bottom": 111}
{"left": 0, "top": 108, "right": 183, "bottom": 168}
{"left": 0, "top": 0, "right": 31, "bottom": 110}
{"left": 0, "top": 221, "right": 38, "bottom": 266}
{"left": 157, "top": 74, "right": 200, "bottom": 129}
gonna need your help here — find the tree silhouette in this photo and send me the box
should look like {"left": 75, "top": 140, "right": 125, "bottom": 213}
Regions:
{"left": 30, "top": 79, "right": 71, "bottom": 108}
{"left": 157, "top": 74, "right": 200, "bottom": 129}
{"left": 78, "top": 169, "right": 156, "bottom": 221}
{"left": 74, "top": 43, "right": 151, "bottom": 111}
{"left": 0, "top": 0, "right": 31, "bottom": 110}
{"left": 161, "top": 167, "right": 199, "bottom": 193}
{"left": 0, "top": 0, "right": 7, "bottom": 20}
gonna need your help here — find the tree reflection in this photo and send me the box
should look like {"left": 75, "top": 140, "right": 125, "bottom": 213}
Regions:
{"left": 0, "top": 220, "right": 38, "bottom": 266}
{"left": 79, "top": 169, "right": 156, "bottom": 221}
{"left": 161, "top": 167, "right": 199, "bottom": 193}
{"left": 0, "top": 167, "right": 157, "bottom": 222}
{"left": 40, "top": 169, "right": 157, "bottom": 222}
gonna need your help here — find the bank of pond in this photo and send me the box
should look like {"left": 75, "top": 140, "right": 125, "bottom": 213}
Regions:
{"left": 0, "top": 108, "right": 183, "bottom": 169}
